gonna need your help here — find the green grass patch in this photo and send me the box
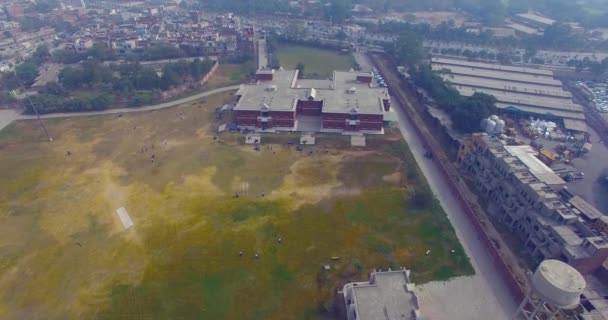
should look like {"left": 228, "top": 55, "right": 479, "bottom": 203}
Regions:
{"left": 275, "top": 43, "right": 356, "bottom": 78}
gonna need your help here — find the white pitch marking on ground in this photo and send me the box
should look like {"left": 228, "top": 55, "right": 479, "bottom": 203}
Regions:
{"left": 116, "top": 207, "right": 134, "bottom": 229}
{"left": 241, "top": 182, "right": 249, "bottom": 196}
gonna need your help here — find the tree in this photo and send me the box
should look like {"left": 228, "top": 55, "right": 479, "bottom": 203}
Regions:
{"left": 450, "top": 93, "right": 497, "bottom": 133}
{"left": 33, "top": 45, "right": 51, "bottom": 64}
{"left": 58, "top": 66, "right": 85, "bottom": 89}
{"left": 410, "top": 186, "right": 434, "bottom": 209}
{"left": 523, "top": 46, "right": 538, "bottom": 63}
{"left": 27, "top": 0, "right": 59, "bottom": 13}
{"left": 388, "top": 29, "right": 424, "bottom": 67}
{"left": 15, "top": 62, "right": 39, "bottom": 86}
{"left": 296, "top": 62, "right": 305, "bottom": 78}
{"left": 134, "top": 67, "right": 160, "bottom": 90}
{"left": 336, "top": 30, "right": 348, "bottom": 41}
{"left": 40, "top": 81, "right": 67, "bottom": 96}
{"left": 160, "top": 69, "right": 182, "bottom": 90}
{"left": 323, "top": 0, "right": 352, "bottom": 23}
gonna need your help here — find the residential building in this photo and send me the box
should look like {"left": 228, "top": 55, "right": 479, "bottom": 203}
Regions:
{"left": 342, "top": 268, "right": 424, "bottom": 320}
{"left": 457, "top": 133, "right": 608, "bottom": 274}
{"left": 234, "top": 69, "right": 390, "bottom": 133}
{"left": 73, "top": 38, "right": 93, "bottom": 52}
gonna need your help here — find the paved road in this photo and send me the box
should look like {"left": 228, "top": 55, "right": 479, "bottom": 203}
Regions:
{"left": 0, "top": 109, "right": 21, "bottom": 132}
{"left": 17, "top": 85, "right": 240, "bottom": 121}
{"left": 362, "top": 52, "right": 517, "bottom": 319}
{"left": 393, "top": 99, "right": 516, "bottom": 320}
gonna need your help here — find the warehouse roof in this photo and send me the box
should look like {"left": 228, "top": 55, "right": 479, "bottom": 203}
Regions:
{"left": 442, "top": 73, "right": 572, "bottom": 98}
{"left": 562, "top": 119, "right": 588, "bottom": 132}
{"left": 432, "top": 57, "right": 554, "bottom": 76}
{"left": 516, "top": 13, "right": 556, "bottom": 26}
{"left": 496, "top": 103, "right": 586, "bottom": 120}
{"left": 507, "top": 23, "right": 542, "bottom": 35}
{"left": 432, "top": 63, "right": 562, "bottom": 87}
{"left": 453, "top": 85, "right": 581, "bottom": 110}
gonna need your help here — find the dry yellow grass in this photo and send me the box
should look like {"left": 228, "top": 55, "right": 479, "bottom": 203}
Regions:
{"left": 0, "top": 91, "right": 471, "bottom": 319}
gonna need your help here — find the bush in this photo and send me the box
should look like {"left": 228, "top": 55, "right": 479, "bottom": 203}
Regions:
{"left": 410, "top": 186, "right": 435, "bottom": 210}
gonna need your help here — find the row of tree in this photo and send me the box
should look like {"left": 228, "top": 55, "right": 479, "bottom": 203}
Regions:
{"left": 23, "top": 58, "right": 215, "bottom": 114}
{"left": 25, "top": 93, "right": 112, "bottom": 114}
{"left": 51, "top": 44, "right": 193, "bottom": 65}
{"left": 387, "top": 31, "right": 498, "bottom": 133}
{"left": 567, "top": 57, "right": 608, "bottom": 75}
{"left": 412, "top": 66, "right": 498, "bottom": 133}
{"left": 367, "top": 20, "right": 595, "bottom": 52}
{"left": 57, "top": 58, "right": 215, "bottom": 93}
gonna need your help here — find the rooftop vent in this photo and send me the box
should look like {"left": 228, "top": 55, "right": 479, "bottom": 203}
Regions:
{"left": 348, "top": 87, "right": 357, "bottom": 94}
{"left": 266, "top": 85, "right": 277, "bottom": 92}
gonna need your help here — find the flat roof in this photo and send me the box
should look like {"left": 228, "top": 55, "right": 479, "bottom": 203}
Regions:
{"left": 319, "top": 71, "right": 387, "bottom": 114}
{"left": 453, "top": 85, "right": 582, "bottom": 112}
{"left": 552, "top": 225, "right": 584, "bottom": 246}
{"left": 516, "top": 13, "right": 556, "bottom": 26}
{"left": 562, "top": 118, "right": 588, "bottom": 132}
{"left": 504, "top": 145, "right": 565, "bottom": 185}
{"left": 235, "top": 70, "right": 388, "bottom": 115}
{"left": 235, "top": 69, "right": 300, "bottom": 112}
{"left": 432, "top": 57, "right": 554, "bottom": 76}
{"left": 442, "top": 73, "right": 572, "bottom": 98}
{"left": 507, "top": 23, "right": 542, "bottom": 35}
{"left": 350, "top": 270, "right": 419, "bottom": 320}
{"left": 452, "top": 84, "right": 573, "bottom": 105}
{"left": 432, "top": 63, "right": 562, "bottom": 87}
{"left": 570, "top": 196, "right": 604, "bottom": 220}
{"left": 496, "top": 102, "right": 586, "bottom": 120}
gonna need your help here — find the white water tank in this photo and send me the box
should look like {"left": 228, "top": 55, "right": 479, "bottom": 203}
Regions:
{"left": 485, "top": 119, "right": 496, "bottom": 134}
{"left": 531, "top": 259, "right": 586, "bottom": 309}
{"left": 495, "top": 119, "right": 506, "bottom": 134}
{"left": 480, "top": 118, "right": 489, "bottom": 131}
{"left": 490, "top": 114, "right": 499, "bottom": 122}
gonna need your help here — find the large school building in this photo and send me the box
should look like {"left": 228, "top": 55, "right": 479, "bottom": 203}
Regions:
{"left": 234, "top": 69, "right": 391, "bottom": 134}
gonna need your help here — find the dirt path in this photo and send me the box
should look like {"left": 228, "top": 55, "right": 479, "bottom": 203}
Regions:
{"left": 15, "top": 85, "right": 240, "bottom": 121}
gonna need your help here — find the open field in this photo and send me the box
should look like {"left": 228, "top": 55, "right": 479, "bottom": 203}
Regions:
{"left": 203, "top": 62, "right": 255, "bottom": 90}
{"left": 0, "top": 92, "right": 472, "bottom": 319}
{"left": 275, "top": 44, "right": 356, "bottom": 78}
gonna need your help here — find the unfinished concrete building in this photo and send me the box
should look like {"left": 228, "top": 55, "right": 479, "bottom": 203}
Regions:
{"left": 457, "top": 133, "right": 608, "bottom": 274}
{"left": 342, "top": 268, "right": 424, "bottom": 320}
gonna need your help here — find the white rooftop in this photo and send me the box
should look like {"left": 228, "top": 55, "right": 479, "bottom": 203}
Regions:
{"left": 235, "top": 69, "right": 389, "bottom": 115}
{"left": 348, "top": 270, "right": 421, "bottom": 320}
{"left": 504, "top": 145, "right": 565, "bottom": 185}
